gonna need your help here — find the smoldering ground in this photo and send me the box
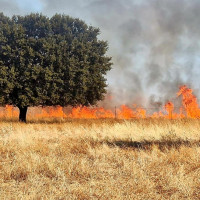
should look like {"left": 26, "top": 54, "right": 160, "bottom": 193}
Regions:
{"left": 1, "top": 0, "right": 200, "bottom": 107}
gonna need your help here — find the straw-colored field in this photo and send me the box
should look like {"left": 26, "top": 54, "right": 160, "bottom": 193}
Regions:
{"left": 0, "top": 119, "right": 200, "bottom": 199}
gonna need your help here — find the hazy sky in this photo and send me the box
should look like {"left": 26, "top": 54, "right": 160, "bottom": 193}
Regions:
{"left": 1, "top": 0, "right": 200, "bottom": 106}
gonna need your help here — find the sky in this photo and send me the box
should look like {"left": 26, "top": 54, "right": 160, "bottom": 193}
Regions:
{"left": 1, "top": 0, "right": 200, "bottom": 107}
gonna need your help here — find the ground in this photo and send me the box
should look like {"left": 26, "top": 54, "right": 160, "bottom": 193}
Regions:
{"left": 0, "top": 119, "right": 200, "bottom": 199}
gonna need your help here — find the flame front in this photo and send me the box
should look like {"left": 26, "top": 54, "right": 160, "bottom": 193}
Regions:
{"left": 177, "top": 85, "right": 200, "bottom": 118}
{"left": 1, "top": 85, "right": 200, "bottom": 119}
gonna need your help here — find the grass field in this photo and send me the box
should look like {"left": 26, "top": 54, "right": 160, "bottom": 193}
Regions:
{"left": 0, "top": 119, "right": 200, "bottom": 199}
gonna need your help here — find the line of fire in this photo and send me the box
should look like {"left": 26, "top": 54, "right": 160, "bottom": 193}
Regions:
{"left": 0, "top": 85, "right": 199, "bottom": 120}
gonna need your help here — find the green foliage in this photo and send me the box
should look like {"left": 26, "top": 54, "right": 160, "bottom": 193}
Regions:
{"left": 0, "top": 13, "right": 112, "bottom": 108}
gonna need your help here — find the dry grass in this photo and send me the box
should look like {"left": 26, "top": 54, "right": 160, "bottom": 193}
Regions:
{"left": 0, "top": 119, "right": 200, "bottom": 199}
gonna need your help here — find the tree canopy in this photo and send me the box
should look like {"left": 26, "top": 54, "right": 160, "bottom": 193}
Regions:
{"left": 0, "top": 13, "right": 112, "bottom": 121}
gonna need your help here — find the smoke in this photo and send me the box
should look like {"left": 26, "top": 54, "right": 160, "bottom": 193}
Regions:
{"left": 0, "top": 0, "right": 21, "bottom": 16}
{"left": 1, "top": 0, "right": 200, "bottom": 107}
{"left": 83, "top": 0, "right": 200, "bottom": 107}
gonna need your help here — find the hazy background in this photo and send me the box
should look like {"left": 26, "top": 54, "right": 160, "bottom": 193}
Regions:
{"left": 1, "top": 0, "right": 200, "bottom": 108}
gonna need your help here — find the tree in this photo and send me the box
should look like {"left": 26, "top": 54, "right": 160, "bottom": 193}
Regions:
{"left": 0, "top": 13, "right": 112, "bottom": 122}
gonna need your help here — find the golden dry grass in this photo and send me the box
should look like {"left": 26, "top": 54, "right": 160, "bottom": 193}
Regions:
{"left": 0, "top": 119, "right": 200, "bottom": 199}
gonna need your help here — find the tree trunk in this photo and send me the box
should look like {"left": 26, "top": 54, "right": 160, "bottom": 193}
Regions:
{"left": 18, "top": 106, "right": 28, "bottom": 123}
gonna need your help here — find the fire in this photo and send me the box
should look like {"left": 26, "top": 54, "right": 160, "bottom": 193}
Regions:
{"left": 36, "top": 106, "right": 67, "bottom": 118}
{"left": 165, "top": 102, "right": 174, "bottom": 119}
{"left": 0, "top": 105, "right": 18, "bottom": 118}
{"left": 1, "top": 85, "right": 200, "bottom": 119}
{"left": 177, "top": 85, "right": 200, "bottom": 118}
{"left": 69, "top": 106, "right": 114, "bottom": 119}
{"left": 117, "top": 105, "right": 134, "bottom": 119}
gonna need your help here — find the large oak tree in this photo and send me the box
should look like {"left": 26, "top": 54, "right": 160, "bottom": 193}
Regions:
{"left": 0, "top": 13, "right": 112, "bottom": 122}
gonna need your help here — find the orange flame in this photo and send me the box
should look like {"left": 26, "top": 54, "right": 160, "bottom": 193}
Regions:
{"left": 1, "top": 85, "right": 200, "bottom": 119}
{"left": 69, "top": 106, "right": 114, "bottom": 119}
{"left": 36, "top": 106, "right": 67, "bottom": 118}
{"left": 165, "top": 102, "right": 174, "bottom": 119}
{"left": 177, "top": 85, "right": 200, "bottom": 118}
